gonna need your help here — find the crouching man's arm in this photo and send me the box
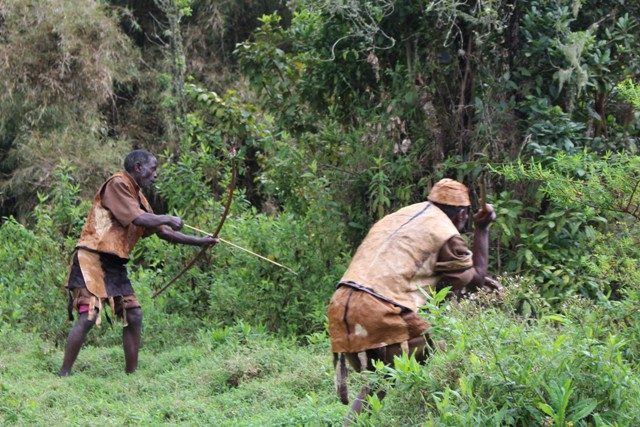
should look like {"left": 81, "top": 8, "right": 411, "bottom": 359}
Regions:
{"left": 436, "top": 204, "right": 499, "bottom": 294}
{"left": 467, "top": 204, "right": 500, "bottom": 292}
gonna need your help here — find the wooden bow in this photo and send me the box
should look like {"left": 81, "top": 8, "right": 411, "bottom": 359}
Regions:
{"left": 478, "top": 171, "right": 488, "bottom": 211}
{"left": 152, "top": 148, "right": 237, "bottom": 299}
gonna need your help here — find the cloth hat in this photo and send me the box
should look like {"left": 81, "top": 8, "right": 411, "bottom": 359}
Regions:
{"left": 427, "top": 178, "right": 471, "bottom": 207}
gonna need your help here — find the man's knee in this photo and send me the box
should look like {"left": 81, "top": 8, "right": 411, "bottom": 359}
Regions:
{"left": 125, "top": 307, "right": 143, "bottom": 327}
{"left": 76, "top": 312, "right": 97, "bottom": 331}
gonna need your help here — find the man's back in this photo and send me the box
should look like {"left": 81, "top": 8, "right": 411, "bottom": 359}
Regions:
{"left": 341, "top": 201, "right": 460, "bottom": 311}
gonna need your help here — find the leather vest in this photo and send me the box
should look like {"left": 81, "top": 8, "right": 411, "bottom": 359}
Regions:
{"left": 340, "top": 202, "right": 460, "bottom": 312}
{"left": 76, "top": 172, "right": 152, "bottom": 260}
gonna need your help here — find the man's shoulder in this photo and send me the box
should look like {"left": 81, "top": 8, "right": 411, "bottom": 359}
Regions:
{"left": 379, "top": 202, "right": 430, "bottom": 221}
{"left": 99, "top": 172, "right": 141, "bottom": 204}
{"left": 368, "top": 201, "right": 457, "bottom": 240}
{"left": 400, "top": 201, "right": 459, "bottom": 237}
{"left": 103, "top": 172, "right": 136, "bottom": 192}
{"left": 105, "top": 171, "right": 129, "bottom": 184}
{"left": 386, "top": 201, "right": 451, "bottom": 224}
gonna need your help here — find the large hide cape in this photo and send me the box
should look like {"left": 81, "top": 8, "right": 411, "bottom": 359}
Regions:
{"left": 341, "top": 202, "right": 460, "bottom": 311}
{"left": 329, "top": 202, "right": 464, "bottom": 353}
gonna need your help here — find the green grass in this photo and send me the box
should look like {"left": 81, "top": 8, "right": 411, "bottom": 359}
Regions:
{"left": 0, "top": 327, "right": 345, "bottom": 426}
{"left": 2, "top": 283, "right": 640, "bottom": 426}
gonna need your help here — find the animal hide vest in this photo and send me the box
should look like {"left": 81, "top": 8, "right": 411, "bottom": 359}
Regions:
{"left": 76, "top": 172, "right": 151, "bottom": 260}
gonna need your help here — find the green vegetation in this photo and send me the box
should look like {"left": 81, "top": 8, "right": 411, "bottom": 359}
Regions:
{"left": 359, "top": 281, "right": 640, "bottom": 425}
{"left": 0, "top": 325, "right": 344, "bottom": 425}
{"left": 1, "top": 0, "right": 640, "bottom": 424}
{"left": 2, "top": 276, "right": 639, "bottom": 425}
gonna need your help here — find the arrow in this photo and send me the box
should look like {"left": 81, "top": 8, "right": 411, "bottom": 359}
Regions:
{"left": 183, "top": 224, "right": 298, "bottom": 276}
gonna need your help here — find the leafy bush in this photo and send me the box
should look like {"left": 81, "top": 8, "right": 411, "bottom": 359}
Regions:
{"left": 0, "top": 164, "right": 96, "bottom": 343}
{"left": 490, "top": 190, "right": 604, "bottom": 301}
{"left": 355, "top": 281, "right": 640, "bottom": 425}
{"left": 143, "top": 202, "right": 348, "bottom": 336}
{"left": 0, "top": 0, "right": 138, "bottom": 215}
{"left": 523, "top": 98, "right": 587, "bottom": 157}
{"left": 0, "top": 218, "right": 68, "bottom": 342}
{"left": 490, "top": 152, "right": 640, "bottom": 302}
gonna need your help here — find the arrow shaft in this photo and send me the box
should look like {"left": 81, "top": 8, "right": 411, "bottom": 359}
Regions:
{"left": 183, "top": 224, "right": 298, "bottom": 275}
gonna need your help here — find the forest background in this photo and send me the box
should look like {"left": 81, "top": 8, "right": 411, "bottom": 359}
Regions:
{"left": 1, "top": 0, "right": 640, "bottom": 425}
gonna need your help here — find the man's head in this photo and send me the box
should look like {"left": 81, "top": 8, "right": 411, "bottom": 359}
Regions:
{"left": 124, "top": 149, "right": 157, "bottom": 188}
{"left": 427, "top": 178, "right": 471, "bottom": 231}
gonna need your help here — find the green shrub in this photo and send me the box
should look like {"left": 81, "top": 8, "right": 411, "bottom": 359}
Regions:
{"left": 355, "top": 280, "right": 640, "bottom": 425}
{"left": 145, "top": 204, "right": 348, "bottom": 336}
{"left": 491, "top": 190, "right": 605, "bottom": 301}
{"left": 493, "top": 152, "right": 640, "bottom": 302}
{"left": 0, "top": 218, "right": 68, "bottom": 343}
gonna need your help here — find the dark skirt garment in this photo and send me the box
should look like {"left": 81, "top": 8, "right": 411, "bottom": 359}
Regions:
{"left": 66, "top": 248, "right": 134, "bottom": 297}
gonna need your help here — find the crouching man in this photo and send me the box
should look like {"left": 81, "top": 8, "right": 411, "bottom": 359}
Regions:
{"left": 327, "top": 178, "right": 498, "bottom": 420}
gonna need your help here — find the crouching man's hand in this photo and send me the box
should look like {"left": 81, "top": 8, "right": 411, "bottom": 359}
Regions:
{"left": 482, "top": 276, "right": 504, "bottom": 293}
{"left": 473, "top": 204, "right": 496, "bottom": 229}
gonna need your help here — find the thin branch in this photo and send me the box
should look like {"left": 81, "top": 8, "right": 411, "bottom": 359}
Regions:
{"left": 625, "top": 179, "right": 640, "bottom": 212}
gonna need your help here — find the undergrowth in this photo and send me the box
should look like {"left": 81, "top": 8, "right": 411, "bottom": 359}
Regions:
{"left": 354, "top": 280, "right": 640, "bottom": 426}
{"left": 1, "top": 277, "right": 639, "bottom": 425}
{"left": 0, "top": 324, "right": 344, "bottom": 426}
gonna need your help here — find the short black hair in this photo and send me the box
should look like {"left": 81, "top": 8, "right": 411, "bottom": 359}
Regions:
{"left": 124, "top": 149, "right": 154, "bottom": 173}
{"left": 432, "top": 202, "right": 468, "bottom": 219}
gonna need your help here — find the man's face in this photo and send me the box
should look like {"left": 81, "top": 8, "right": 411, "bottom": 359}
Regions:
{"left": 453, "top": 207, "right": 469, "bottom": 232}
{"left": 133, "top": 156, "right": 158, "bottom": 188}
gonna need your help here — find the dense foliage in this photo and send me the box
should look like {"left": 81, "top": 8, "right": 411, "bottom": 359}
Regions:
{"left": 1, "top": 0, "right": 639, "bottom": 424}
{"left": 356, "top": 282, "right": 640, "bottom": 425}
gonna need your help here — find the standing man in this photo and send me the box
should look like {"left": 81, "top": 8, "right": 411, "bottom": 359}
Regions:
{"left": 59, "top": 149, "right": 216, "bottom": 376}
{"left": 327, "top": 178, "right": 498, "bottom": 418}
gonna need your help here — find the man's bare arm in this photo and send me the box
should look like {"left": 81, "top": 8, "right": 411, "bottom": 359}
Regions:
{"left": 467, "top": 204, "right": 496, "bottom": 290}
{"left": 155, "top": 226, "right": 217, "bottom": 246}
{"left": 133, "top": 212, "right": 183, "bottom": 230}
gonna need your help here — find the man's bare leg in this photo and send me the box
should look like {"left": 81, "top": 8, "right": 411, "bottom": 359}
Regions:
{"left": 344, "top": 336, "right": 430, "bottom": 424}
{"left": 59, "top": 312, "right": 96, "bottom": 376}
{"left": 122, "top": 307, "right": 142, "bottom": 374}
{"left": 347, "top": 384, "right": 387, "bottom": 420}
